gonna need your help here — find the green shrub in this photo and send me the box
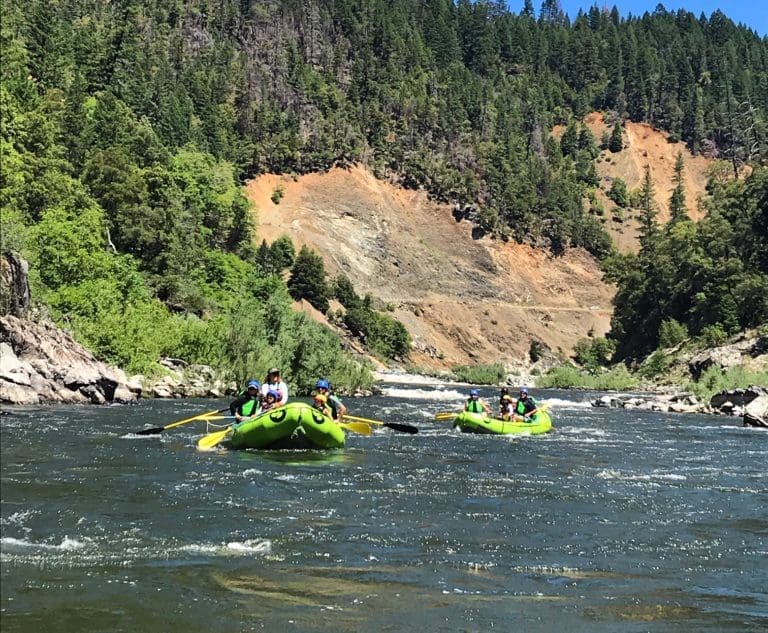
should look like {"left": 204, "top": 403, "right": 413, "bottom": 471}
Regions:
{"left": 608, "top": 178, "right": 629, "bottom": 207}
{"left": 538, "top": 364, "right": 637, "bottom": 390}
{"left": 638, "top": 350, "right": 672, "bottom": 379}
{"left": 573, "top": 337, "right": 615, "bottom": 372}
{"left": 452, "top": 363, "right": 506, "bottom": 385}
{"left": 344, "top": 305, "right": 411, "bottom": 359}
{"left": 658, "top": 318, "right": 688, "bottom": 348}
{"left": 685, "top": 365, "right": 768, "bottom": 402}
{"left": 271, "top": 186, "right": 284, "bottom": 204}
{"left": 699, "top": 324, "right": 728, "bottom": 347}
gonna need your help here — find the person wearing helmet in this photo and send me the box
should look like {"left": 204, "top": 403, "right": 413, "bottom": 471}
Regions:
{"left": 464, "top": 388, "right": 490, "bottom": 415}
{"left": 229, "top": 379, "right": 262, "bottom": 422}
{"left": 515, "top": 387, "right": 539, "bottom": 422}
{"left": 315, "top": 379, "right": 347, "bottom": 420}
{"left": 259, "top": 389, "right": 281, "bottom": 413}
{"left": 260, "top": 367, "right": 288, "bottom": 405}
{"left": 499, "top": 387, "right": 516, "bottom": 421}
{"left": 312, "top": 393, "right": 332, "bottom": 418}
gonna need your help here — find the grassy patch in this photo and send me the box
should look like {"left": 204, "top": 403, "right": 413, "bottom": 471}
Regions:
{"left": 451, "top": 363, "right": 506, "bottom": 385}
{"left": 537, "top": 365, "right": 638, "bottom": 390}
{"left": 685, "top": 365, "right": 768, "bottom": 402}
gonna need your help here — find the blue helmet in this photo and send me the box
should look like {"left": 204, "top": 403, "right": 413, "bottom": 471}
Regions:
{"left": 469, "top": 389, "right": 479, "bottom": 397}
{"left": 266, "top": 389, "right": 280, "bottom": 400}
{"left": 316, "top": 379, "right": 330, "bottom": 390}
{"left": 519, "top": 387, "right": 529, "bottom": 396}
{"left": 247, "top": 379, "right": 260, "bottom": 390}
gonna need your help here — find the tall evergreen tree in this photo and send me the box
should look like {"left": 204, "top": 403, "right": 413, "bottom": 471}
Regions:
{"left": 638, "top": 167, "right": 658, "bottom": 254}
{"left": 669, "top": 152, "right": 687, "bottom": 223}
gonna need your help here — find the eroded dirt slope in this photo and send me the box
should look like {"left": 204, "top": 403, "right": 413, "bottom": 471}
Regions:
{"left": 582, "top": 113, "right": 712, "bottom": 252}
{"left": 246, "top": 167, "right": 614, "bottom": 369}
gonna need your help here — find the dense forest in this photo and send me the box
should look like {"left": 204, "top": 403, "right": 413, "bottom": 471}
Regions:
{"left": 1, "top": 0, "right": 766, "bottom": 380}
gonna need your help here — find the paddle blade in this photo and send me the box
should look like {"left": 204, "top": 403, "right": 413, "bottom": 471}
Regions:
{"left": 343, "top": 415, "right": 418, "bottom": 434}
{"left": 384, "top": 422, "right": 419, "bottom": 434}
{"left": 134, "top": 426, "right": 164, "bottom": 436}
{"left": 435, "top": 412, "right": 458, "bottom": 421}
{"left": 337, "top": 421, "right": 373, "bottom": 436}
{"left": 197, "top": 427, "right": 232, "bottom": 451}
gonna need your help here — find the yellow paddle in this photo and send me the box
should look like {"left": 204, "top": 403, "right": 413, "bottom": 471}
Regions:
{"left": 336, "top": 420, "right": 373, "bottom": 435}
{"left": 435, "top": 411, "right": 459, "bottom": 421}
{"left": 197, "top": 426, "right": 233, "bottom": 450}
{"left": 135, "top": 406, "right": 229, "bottom": 436}
{"left": 344, "top": 415, "right": 419, "bottom": 434}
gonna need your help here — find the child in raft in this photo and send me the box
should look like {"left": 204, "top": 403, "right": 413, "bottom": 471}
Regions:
{"left": 499, "top": 387, "right": 516, "bottom": 420}
{"left": 259, "top": 389, "right": 280, "bottom": 414}
{"left": 312, "top": 393, "right": 333, "bottom": 418}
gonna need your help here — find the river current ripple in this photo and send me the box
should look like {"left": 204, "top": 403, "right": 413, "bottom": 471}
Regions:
{"left": 1, "top": 379, "right": 766, "bottom": 632}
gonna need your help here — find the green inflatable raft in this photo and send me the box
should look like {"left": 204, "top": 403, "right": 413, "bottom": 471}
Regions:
{"left": 453, "top": 410, "right": 553, "bottom": 435}
{"left": 229, "top": 401, "right": 345, "bottom": 450}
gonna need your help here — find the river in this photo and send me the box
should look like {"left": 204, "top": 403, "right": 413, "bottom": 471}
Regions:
{"left": 1, "top": 379, "right": 766, "bottom": 632}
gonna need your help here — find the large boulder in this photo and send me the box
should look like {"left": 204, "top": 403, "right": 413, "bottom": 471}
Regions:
{"left": 709, "top": 386, "right": 767, "bottom": 411}
{"left": 744, "top": 395, "right": 768, "bottom": 428}
{"left": 0, "top": 315, "right": 140, "bottom": 405}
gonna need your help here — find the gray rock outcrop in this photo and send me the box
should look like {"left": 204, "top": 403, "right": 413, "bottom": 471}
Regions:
{"left": 0, "top": 315, "right": 140, "bottom": 405}
{"left": 744, "top": 395, "right": 767, "bottom": 427}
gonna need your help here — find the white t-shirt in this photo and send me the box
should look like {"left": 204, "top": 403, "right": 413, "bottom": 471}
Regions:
{"left": 261, "top": 380, "right": 288, "bottom": 405}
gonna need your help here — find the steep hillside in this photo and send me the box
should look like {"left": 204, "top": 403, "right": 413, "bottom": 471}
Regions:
{"left": 556, "top": 113, "right": 714, "bottom": 253}
{"left": 246, "top": 167, "right": 614, "bottom": 369}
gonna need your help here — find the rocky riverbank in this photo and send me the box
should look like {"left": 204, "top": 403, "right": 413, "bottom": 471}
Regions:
{"left": 0, "top": 316, "right": 238, "bottom": 405}
{"left": 591, "top": 386, "right": 767, "bottom": 427}
{"left": 0, "top": 315, "right": 141, "bottom": 405}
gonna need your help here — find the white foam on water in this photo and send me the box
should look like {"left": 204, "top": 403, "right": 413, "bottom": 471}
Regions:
{"left": 181, "top": 539, "right": 272, "bottom": 557}
{"left": 120, "top": 433, "right": 162, "bottom": 440}
{"left": 653, "top": 472, "right": 687, "bottom": 481}
{"left": 374, "top": 371, "right": 451, "bottom": 385}
{"left": 596, "top": 469, "right": 686, "bottom": 483}
{"left": 0, "top": 510, "right": 35, "bottom": 527}
{"left": 226, "top": 539, "right": 272, "bottom": 554}
{"left": 543, "top": 397, "right": 592, "bottom": 409}
{"left": 381, "top": 386, "right": 465, "bottom": 401}
{"left": 1, "top": 536, "right": 88, "bottom": 551}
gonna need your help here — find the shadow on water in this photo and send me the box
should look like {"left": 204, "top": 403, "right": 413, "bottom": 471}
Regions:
{"left": 241, "top": 449, "right": 360, "bottom": 467}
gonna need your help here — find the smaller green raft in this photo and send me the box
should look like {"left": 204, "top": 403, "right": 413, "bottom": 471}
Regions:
{"left": 453, "top": 410, "right": 553, "bottom": 435}
{"left": 229, "top": 401, "right": 345, "bottom": 450}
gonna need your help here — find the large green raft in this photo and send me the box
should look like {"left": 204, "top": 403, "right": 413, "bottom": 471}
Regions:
{"left": 229, "top": 401, "right": 345, "bottom": 450}
{"left": 453, "top": 410, "right": 553, "bottom": 435}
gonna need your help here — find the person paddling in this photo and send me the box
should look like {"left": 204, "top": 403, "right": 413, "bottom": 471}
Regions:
{"left": 315, "top": 379, "right": 347, "bottom": 420}
{"left": 515, "top": 387, "right": 539, "bottom": 422}
{"left": 229, "top": 379, "right": 261, "bottom": 422}
{"left": 464, "top": 389, "right": 491, "bottom": 415}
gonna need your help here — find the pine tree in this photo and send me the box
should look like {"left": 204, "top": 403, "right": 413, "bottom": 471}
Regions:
{"left": 608, "top": 121, "right": 623, "bottom": 152}
{"left": 288, "top": 245, "right": 330, "bottom": 313}
{"left": 668, "top": 152, "right": 687, "bottom": 223}
{"left": 638, "top": 166, "right": 658, "bottom": 253}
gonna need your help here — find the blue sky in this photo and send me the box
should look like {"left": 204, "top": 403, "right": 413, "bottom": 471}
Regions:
{"left": 550, "top": 1, "right": 768, "bottom": 35}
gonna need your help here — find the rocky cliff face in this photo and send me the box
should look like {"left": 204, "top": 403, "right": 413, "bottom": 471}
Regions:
{"left": 0, "top": 252, "right": 140, "bottom": 405}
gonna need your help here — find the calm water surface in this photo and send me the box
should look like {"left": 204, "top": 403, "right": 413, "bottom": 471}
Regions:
{"left": 1, "top": 380, "right": 766, "bottom": 632}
